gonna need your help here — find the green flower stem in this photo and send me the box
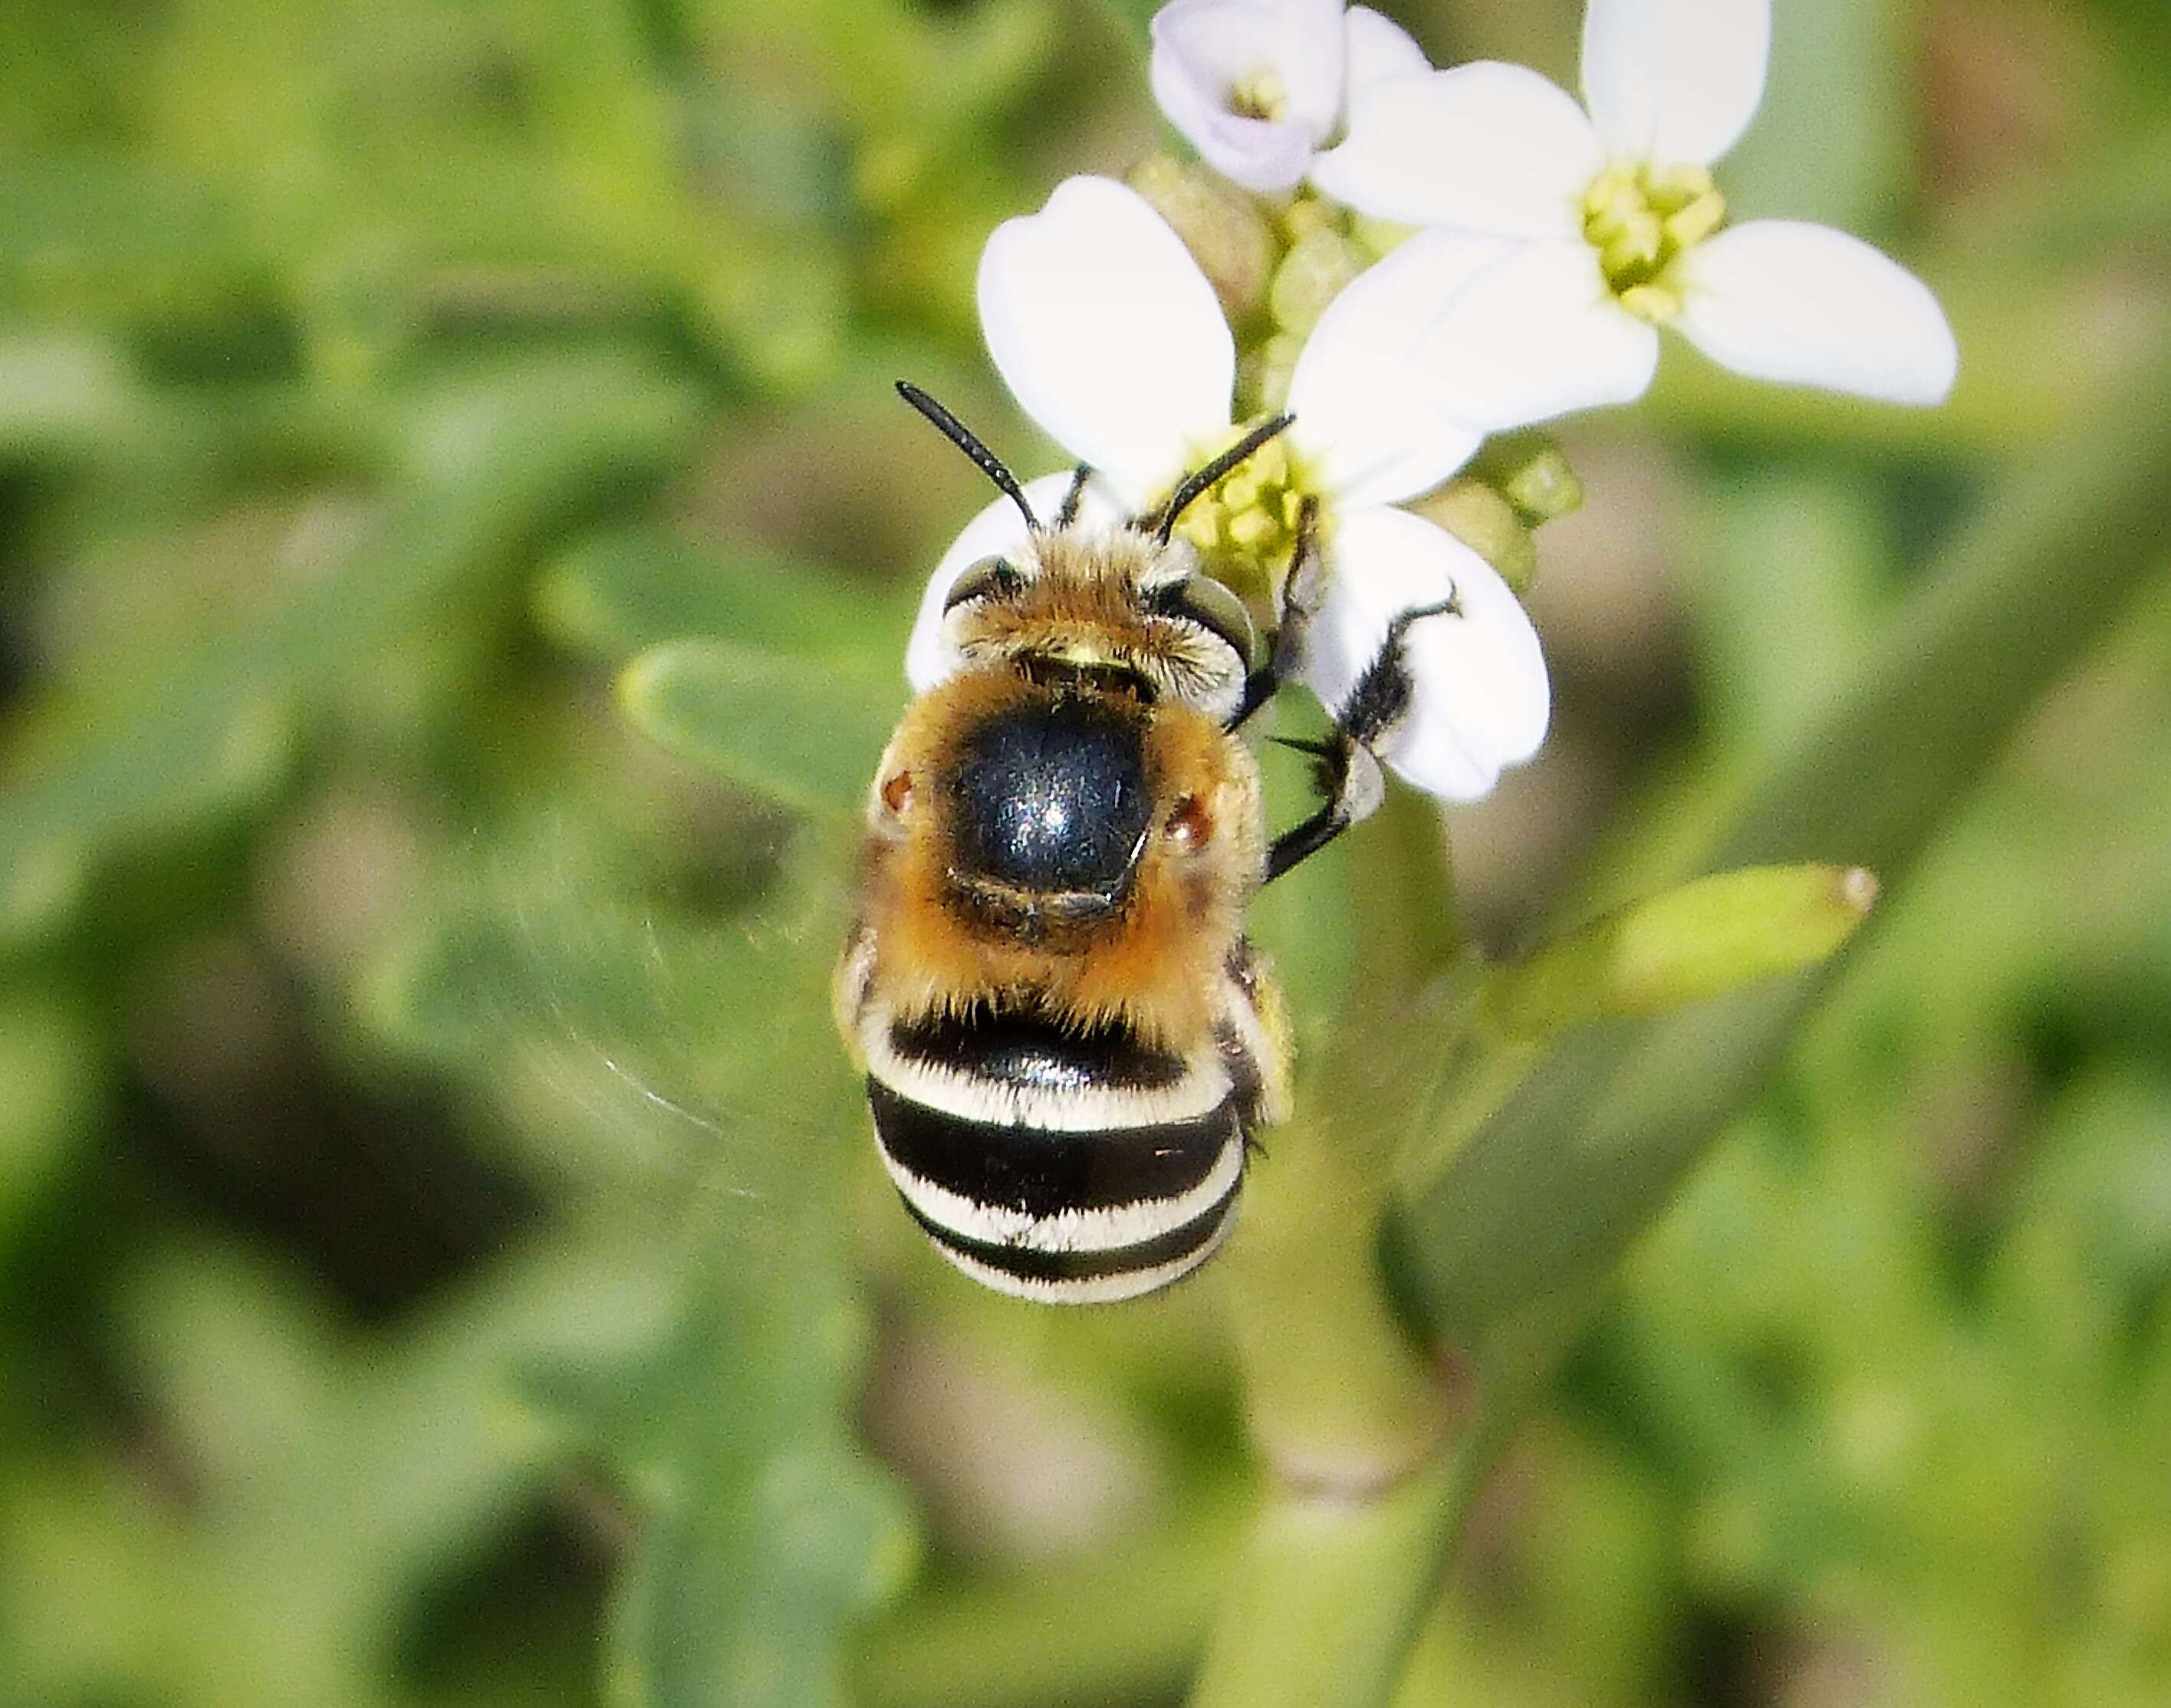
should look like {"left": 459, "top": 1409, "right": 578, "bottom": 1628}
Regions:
{"left": 1219, "top": 788, "right": 1466, "bottom": 1488}
{"left": 1185, "top": 1452, "right": 1482, "bottom": 1708}
{"left": 854, "top": 1479, "right": 1252, "bottom": 1708}
{"left": 1215, "top": 1084, "right": 1455, "bottom": 1490}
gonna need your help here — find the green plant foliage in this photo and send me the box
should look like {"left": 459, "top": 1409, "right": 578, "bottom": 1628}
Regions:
{"left": 620, "top": 640, "right": 903, "bottom": 824}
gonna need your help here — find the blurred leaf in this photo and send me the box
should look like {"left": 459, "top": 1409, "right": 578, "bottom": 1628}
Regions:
{"left": 593, "top": 1250, "right": 915, "bottom": 1708}
{"left": 0, "top": 156, "right": 265, "bottom": 321}
{"left": 364, "top": 811, "right": 854, "bottom": 1203}
{"left": 1090, "top": 0, "right": 1160, "bottom": 54}
{"left": 619, "top": 640, "right": 900, "bottom": 824}
{"left": 378, "top": 815, "right": 915, "bottom": 1708}
{"left": 2, "top": 1231, "right": 673, "bottom": 1708}
{"left": 0, "top": 354, "right": 704, "bottom": 948}
{"left": 0, "top": 993, "right": 102, "bottom": 1255}
{"left": 0, "top": 332, "right": 144, "bottom": 460}
{"left": 1692, "top": 473, "right": 1896, "bottom": 756}
{"left": 1722, "top": 0, "right": 1906, "bottom": 229}
{"left": 364, "top": 800, "right": 916, "bottom": 1708}
{"left": 535, "top": 528, "right": 903, "bottom": 664}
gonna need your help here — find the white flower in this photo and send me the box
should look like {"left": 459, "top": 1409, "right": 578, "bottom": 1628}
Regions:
{"left": 1150, "top": 0, "right": 1430, "bottom": 194}
{"left": 908, "top": 175, "right": 1551, "bottom": 802}
{"left": 1311, "top": 0, "right": 1958, "bottom": 412}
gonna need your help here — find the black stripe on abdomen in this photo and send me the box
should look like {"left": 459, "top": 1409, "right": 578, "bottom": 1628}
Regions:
{"left": 867, "top": 1077, "right": 1235, "bottom": 1218}
{"left": 886, "top": 1008, "right": 1189, "bottom": 1095}
{"left": 896, "top": 1179, "right": 1238, "bottom": 1286}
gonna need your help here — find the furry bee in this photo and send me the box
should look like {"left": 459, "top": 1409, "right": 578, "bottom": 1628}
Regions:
{"left": 834, "top": 383, "right": 1445, "bottom": 1303}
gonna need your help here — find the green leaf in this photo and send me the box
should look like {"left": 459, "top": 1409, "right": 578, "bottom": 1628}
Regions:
{"left": 0, "top": 993, "right": 104, "bottom": 1256}
{"left": 618, "top": 639, "right": 901, "bottom": 823}
{"left": 597, "top": 1255, "right": 915, "bottom": 1708}
{"left": 1482, "top": 864, "right": 1880, "bottom": 1039}
{"left": 535, "top": 527, "right": 902, "bottom": 663}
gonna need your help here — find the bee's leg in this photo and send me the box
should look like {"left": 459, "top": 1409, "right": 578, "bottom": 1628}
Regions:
{"left": 1262, "top": 595, "right": 1458, "bottom": 885}
{"left": 1229, "top": 498, "right": 1325, "bottom": 730}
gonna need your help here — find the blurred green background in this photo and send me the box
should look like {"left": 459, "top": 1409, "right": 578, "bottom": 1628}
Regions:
{"left": 3, "top": 1, "right": 2169, "bottom": 1705}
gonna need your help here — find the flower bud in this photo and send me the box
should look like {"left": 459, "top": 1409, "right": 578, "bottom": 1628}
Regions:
{"left": 1472, "top": 431, "right": 1584, "bottom": 528}
{"left": 1484, "top": 865, "right": 1880, "bottom": 1038}
{"left": 1405, "top": 478, "right": 1538, "bottom": 595}
{"left": 1127, "top": 153, "right": 1275, "bottom": 324}
{"left": 1268, "top": 227, "right": 1367, "bottom": 338}
{"left": 1236, "top": 330, "right": 1304, "bottom": 416}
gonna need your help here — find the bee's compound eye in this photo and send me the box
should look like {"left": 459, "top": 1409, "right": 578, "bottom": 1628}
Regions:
{"left": 881, "top": 770, "right": 914, "bottom": 815}
{"left": 1168, "top": 574, "right": 1258, "bottom": 667}
{"left": 942, "top": 556, "right": 1023, "bottom": 613}
{"left": 1165, "top": 794, "right": 1213, "bottom": 848}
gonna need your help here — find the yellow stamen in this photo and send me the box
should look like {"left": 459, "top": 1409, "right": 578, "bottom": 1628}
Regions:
{"left": 1581, "top": 160, "right": 1727, "bottom": 324}
{"left": 1226, "top": 67, "right": 1288, "bottom": 123}
{"left": 1618, "top": 282, "right": 1684, "bottom": 324}
{"left": 1159, "top": 419, "right": 1331, "bottom": 611}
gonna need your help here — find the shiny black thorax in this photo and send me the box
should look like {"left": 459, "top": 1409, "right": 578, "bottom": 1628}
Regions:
{"left": 942, "top": 687, "right": 1153, "bottom": 922}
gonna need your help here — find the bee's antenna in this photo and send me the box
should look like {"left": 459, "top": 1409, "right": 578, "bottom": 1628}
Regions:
{"left": 896, "top": 381, "right": 1040, "bottom": 532}
{"left": 1055, "top": 462, "right": 1094, "bottom": 529}
{"left": 1148, "top": 413, "right": 1296, "bottom": 545}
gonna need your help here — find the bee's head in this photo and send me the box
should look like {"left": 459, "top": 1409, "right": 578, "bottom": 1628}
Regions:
{"left": 894, "top": 380, "right": 1291, "bottom": 725}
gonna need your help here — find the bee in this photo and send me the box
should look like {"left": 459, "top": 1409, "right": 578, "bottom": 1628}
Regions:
{"left": 834, "top": 383, "right": 1449, "bottom": 1302}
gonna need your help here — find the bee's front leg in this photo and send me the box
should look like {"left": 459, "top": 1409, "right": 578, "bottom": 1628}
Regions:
{"left": 1261, "top": 593, "right": 1459, "bottom": 885}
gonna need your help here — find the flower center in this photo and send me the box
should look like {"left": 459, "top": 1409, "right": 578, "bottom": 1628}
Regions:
{"left": 1225, "top": 67, "right": 1289, "bottom": 123}
{"left": 1163, "top": 422, "right": 1327, "bottom": 614}
{"left": 1581, "top": 162, "right": 1727, "bottom": 324}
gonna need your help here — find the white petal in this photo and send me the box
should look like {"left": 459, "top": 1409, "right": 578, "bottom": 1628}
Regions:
{"left": 1299, "top": 506, "right": 1550, "bottom": 801}
{"left": 1341, "top": 6, "right": 1433, "bottom": 115}
{"left": 1396, "top": 235, "right": 1661, "bottom": 432}
{"left": 978, "top": 176, "right": 1235, "bottom": 504}
{"left": 1311, "top": 62, "right": 1601, "bottom": 239}
{"left": 1673, "top": 220, "right": 1959, "bottom": 405}
{"left": 903, "top": 472, "right": 1125, "bottom": 690}
{"left": 1581, "top": 0, "right": 1769, "bottom": 167}
{"left": 1150, "top": 0, "right": 1346, "bottom": 193}
{"left": 1285, "top": 231, "right": 1506, "bottom": 508}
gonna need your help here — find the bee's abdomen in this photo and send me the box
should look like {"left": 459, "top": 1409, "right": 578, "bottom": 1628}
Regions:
{"left": 866, "top": 1009, "right": 1244, "bottom": 1304}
